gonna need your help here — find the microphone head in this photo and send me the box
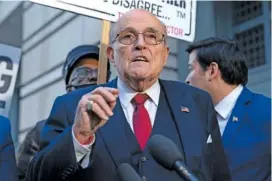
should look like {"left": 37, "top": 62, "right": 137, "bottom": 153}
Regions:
{"left": 148, "top": 134, "right": 184, "bottom": 170}
{"left": 117, "top": 163, "right": 142, "bottom": 181}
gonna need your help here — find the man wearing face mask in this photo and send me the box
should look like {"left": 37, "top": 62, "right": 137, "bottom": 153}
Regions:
{"left": 17, "top": 45, "right": 110, "bottom": 181}
{"left": 26, "top": 9, "right": 231, "bottom": 181}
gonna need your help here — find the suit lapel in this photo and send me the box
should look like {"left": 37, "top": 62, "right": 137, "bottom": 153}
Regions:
{"left": 159, "top": 80, "right": 204, "bottom": 162}
{"left": 98, "top": 78, "right": 132, "bottom": 167}
{"left": 222, "top": 88, "right": 253, "bottom": 147}
{"left": 150, "top": 89, "right": 184, "bottom": 155}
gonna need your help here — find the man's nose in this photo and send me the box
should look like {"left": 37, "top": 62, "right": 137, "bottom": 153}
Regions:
{"left": 134, "top": 34, "right": 147, "bottom": 50}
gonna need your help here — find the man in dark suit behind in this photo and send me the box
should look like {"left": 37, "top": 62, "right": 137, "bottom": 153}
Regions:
{"left": 0, "top": 115, "right": 18, "bottom": 181}
{"left": 185, "top": 37, "right": 271, "bottom": 181}
{"left": 27, "top": 9, "right": 231, "bottom": 181}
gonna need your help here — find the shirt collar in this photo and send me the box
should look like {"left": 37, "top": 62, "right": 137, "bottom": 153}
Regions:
{"left": 215, "top": 85, "right": 244, "bottom": 119}
{"left": 117, "top": 78, "right": 160, "bottom": 108}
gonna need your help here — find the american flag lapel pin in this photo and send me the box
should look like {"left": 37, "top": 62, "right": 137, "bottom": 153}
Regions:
{"left": 232, "top": 116, "right": 239, "bottom": 122}
{"left": 181, "top": 106, "right": 190, "bottom": 113}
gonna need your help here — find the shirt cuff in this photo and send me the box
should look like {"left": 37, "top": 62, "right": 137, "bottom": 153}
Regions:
{"left": 72, "top": 125, "right": 95, "bottom": 163}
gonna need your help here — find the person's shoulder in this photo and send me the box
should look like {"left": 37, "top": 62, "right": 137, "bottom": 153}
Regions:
{"left": 33, "top": 119, "right": 47, "bottom": 135}
{"left": 160, "top": 79, "right": 211, "bottom": 99}
{"left": 242, "top": 87, "right": 271, "bottom": 107}
{"left": 58, "top": 86, "right": 92, "bottom": 102}
{"left": 52, "top": 80, "right": 116, "bottom": 111}
{"left": 59, "top": 80, "right": 115, "bottom": 102}
{"left": 0, "top": 116, "right": 11, "bottom": 137}
{"left": 36, "top": 119, "right": 46, "bottom": 128}
{"left": 0, "top": 116, "right": 11, "bottom": 130}
{"left": 246, "top": 88, "right": 271, "bottom": 116}
{"left": 251, "top": 90, "right": 271, "bottom": 104}
{"left": 243, "top": 88, "right": 271, "bottom": 134}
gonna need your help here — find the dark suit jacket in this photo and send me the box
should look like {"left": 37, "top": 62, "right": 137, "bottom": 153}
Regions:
{"left": 222, "top": 88, "right": 271, "bottom": 181}
{"left": 17, "top": 120, "right": 46, "bottom": 181}
{"left": 0, "top": 115, "right": 18, "bottom": 181}
{"left": 26, "top": 79, "right": 231, "bottom": 181}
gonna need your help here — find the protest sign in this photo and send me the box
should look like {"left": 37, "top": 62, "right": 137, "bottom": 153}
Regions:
{"left": 29, "top": 0, "right": 197, "bottom": 41}
{"left": 0, "top": 44, "right": 21, "bottom": 117}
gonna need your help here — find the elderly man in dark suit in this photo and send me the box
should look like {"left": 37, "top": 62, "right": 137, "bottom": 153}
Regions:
{"left": 0, "top": 115, "right": 18, "bottom": 181}
{"left": 17, "top": 45, "right": 110, "bottom": 181}
{"left": 26, "top": 9, "right": 231, "bottom": 181}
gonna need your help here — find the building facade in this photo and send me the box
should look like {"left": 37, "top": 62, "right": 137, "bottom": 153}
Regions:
{"left": 0, "top": 1, "right": 270, "bottom": 148}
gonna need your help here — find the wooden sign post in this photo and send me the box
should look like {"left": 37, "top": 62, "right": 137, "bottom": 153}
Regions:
{"left": 97, "top": 20, "right": 111, "bottom": 84}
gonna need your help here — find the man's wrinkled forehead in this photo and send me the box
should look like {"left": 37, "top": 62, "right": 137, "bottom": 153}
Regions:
{"left": 116, "top": 9, "right": 164, "bottom": 33}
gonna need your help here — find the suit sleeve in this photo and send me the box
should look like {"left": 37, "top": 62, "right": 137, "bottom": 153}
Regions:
{"left": 26, "top": 96, "right": 81, "bottom": 181}
{"left": 206, "top": 95, "right": 232, "bottom": 181}
{"left": 17, "top": 125, "right": 39, "bottom": 181}
{"left": 0, "top": 117, "right": 18, "bottom": 181}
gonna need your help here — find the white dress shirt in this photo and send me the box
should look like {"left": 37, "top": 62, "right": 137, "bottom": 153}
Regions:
{"left": 72, "top": 78, "right": 160, "bottom": 168}
{"left": 117, "top": 78, "right": 160, "bottom": 131}
{"left": 215, "top": 85, "right": 243, "bottom": 136}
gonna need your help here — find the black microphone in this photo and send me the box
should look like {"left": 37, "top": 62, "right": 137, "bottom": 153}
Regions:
{"left": 117, "top": 163, "right": 142, "bottom": 181}
{"left": 148, "top": 134, "right": 200, "bottom": 181}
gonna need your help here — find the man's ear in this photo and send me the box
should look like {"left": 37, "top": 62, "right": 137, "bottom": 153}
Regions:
{"left": 106, "top": 45, "right": 115, "bottom": 65}
{"left": 207, "top": 62, "right": 219, "bottom": 81}
{"left": 163, "top": 46, "right": 170, "bottom": 66}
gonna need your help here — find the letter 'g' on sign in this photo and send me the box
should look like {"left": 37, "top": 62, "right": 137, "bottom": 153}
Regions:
{"left": 0, "top": 43, "right": 21, "bottom": 117}
{"left": 0, "top": 56, "right": 13, "bottom": 94}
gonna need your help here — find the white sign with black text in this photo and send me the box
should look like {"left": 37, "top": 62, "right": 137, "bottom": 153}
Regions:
{"left": 0, "top": 44, "right": 21, "bottom": 117}
{"left": 29, "top": 0, "right": 197, "bottom": 42}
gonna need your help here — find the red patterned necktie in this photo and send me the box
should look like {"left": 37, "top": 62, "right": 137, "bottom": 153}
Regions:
{"left": 132, "top": 93, "right": 152, "bottom": 150}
